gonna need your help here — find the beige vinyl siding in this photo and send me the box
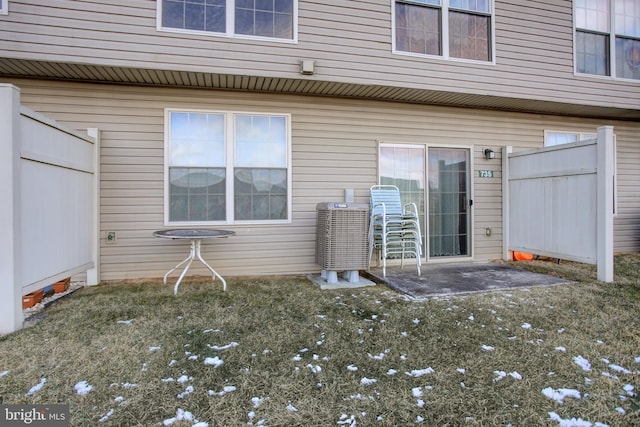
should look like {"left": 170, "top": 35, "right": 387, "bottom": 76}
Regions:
{"left": 6, "top": 78, "right": 640, "bottom": 281}
{"left": 1, "top": 1, "right": 638, "bottom": 112}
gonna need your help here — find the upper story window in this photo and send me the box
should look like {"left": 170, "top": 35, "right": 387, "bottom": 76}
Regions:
{"left": 0, "top": 0, "right": 8, "bottom": 15}
{"left": 159, "top": 0, "right": 296, "bottom": 42}
{"left": 393, "top": 0, "right": 494, "bottom": 62}
{"left": 575, "top": 0, "right": 640, "bottom": 80}
{"left": 165, "top": 110, "right": 291, "bottom": 225}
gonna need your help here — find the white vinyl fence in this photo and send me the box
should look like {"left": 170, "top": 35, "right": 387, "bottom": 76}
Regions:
{"left": 0, "top": 84, "right": 99, "bottom": 335}
{"left": 502, "top": 126, "right": 615, "bottom": 282}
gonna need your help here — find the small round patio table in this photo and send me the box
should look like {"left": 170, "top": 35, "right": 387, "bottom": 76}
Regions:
{"left": 153, "top": 229, "right": 235, "bottom": 295}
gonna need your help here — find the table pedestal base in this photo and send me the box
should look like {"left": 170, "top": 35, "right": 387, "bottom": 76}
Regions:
{"left": 162, "top": 239, "right": 227, "bottom": 295}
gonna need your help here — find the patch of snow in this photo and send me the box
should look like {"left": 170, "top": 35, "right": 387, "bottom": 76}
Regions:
{"left": 149, "top": 346, "right": 162, "bottom": 352}
{"left": 573, "top": 355, "right": 591, "bottom": 372}
{"left": 26, "top": 378, "right": 46, "bottom": 396}
{"left": 116, "top": 319, "right": 134, "bottom": 325}
{"left": 286, "top": 403, "right": 298, "bottom": 412}
{"left": 368, "top": 352, "right": 385, "bottom": 360}
{"left": 412, "top": 387, "right": 423, "bottom": 397}
{"left": 608, "top": 364, "right": 631, "bottom": 374}
{"left": 307, "top": 364, "right": 322, "bottom": 374}
{"left": 0, "top": 370, "right": 9, "bottom": 377}
{"left": 204, "top": 356, "right": 224, "bottom": 368}
{"left": 207, "top": 342, "right": 239, "bottom": 351}
{"left": 75, "top": 380, "right": 93, "bottom": 396}
{"left": 548, "top": 411, "right": 608, "bottom": 427}
{"left": 542, "top": 387, "right": 581, "bottom": 404}
{"left": 251, "top": 397, "right": 265, "bottom": 408}
{"left": 337, "top": 414, "right": 356, "bottom": 426}
{"left": 208, "top": 385, "right": 236, "bottom": 396}
{"left": 177, "top": 375, "right": 192, "bottom": 383}
{"left": 177, "top": 385, "right": 194, "bottom": 399}
{"left": 456, "top": 368, "right": 466, "bottom": 374}
{"left": 292, "top": 354, "right": 302, "bottom": 362}
{"left": 493, "top": 371, "right": 507, "bottom": 382}
{"left": 481, "top": 345, "right": 495, "bottom": 351}
{"left": 623, "top": 384, "right": 635, "bottom": 396}
{"left": 405, "top": 367, "right": 435, "bottom": 377}
{"left": 360, "top": 377, "right": 377, "bottom": 385}
{"left": 347, "top": 365, "right": 358, "bottom": 372}
{"left": 386, "top": 369, "right": 397, "bottom": 375}
{"left": 521, "top": 323, "right": 532, "bottom": 329}
{"left": 99, "top": 409, "right": 114, "bottom": 423}
{"left": 413, "top": 318, "right": 420, "bottom": 324}
{"left": 615, "top": 407, "right": 625, "bottom": 414}
{"left": 555, "top": 346, "right": 567, "bottom": 352}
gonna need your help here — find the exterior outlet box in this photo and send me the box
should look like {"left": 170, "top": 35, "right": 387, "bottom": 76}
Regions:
{"left": 106, "top": 231, "right": 117, "bottom": 243}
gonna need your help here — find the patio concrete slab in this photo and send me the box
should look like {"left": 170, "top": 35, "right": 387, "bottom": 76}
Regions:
{"left": 364, "top": 262, "right": 573, "bottom": 298}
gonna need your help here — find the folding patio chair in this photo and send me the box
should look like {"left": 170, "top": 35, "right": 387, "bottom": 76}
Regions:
{"left": 368, "top": 185, "right": 422, "bottom": 277}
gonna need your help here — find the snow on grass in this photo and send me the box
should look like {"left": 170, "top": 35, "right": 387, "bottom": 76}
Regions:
{"left": 481, "top": 345, "right": 495, "bottom": 351}
{"left": 203, "top": 356, "right": 224, "bottom": 368}
{"left": 98, "top": 408, "right": 114, "bottom": 423}
{"left": 542, "top": 387, "right": 581, "bottom": 404}
{"left": 74, "top": 380, "right": 93, "bottom": 395}
{"left": 548, "top": 411, "right": 609, "bottom": 427}
{"left": 360, "top": 377, "right": 377, "bottom": 385}
{"left": 149, "top": 345, "right": 162, "bottom": 352}
{"left": 208, "top": 385, "right": 236, "bottom": 397}
{"left": 207, "top": 342, "right": 239, "bottom": 351}
{"left": 0, "top": 370, "right": 9, "bottom": 377}
{"left": 405, "top": 367, "right": 435, "bottom": 377}
{"left": 573, "top": 355, "right": 591, "bottom": 372}
{"left": 116, "top": 319, "right": 134, "bottom": 325}
{"left": 26, "top": 378, "right": 46, "bottom": 396}
{"left": 162, "top": 408, "right": 208, "bottom": 427}
{"left": 493, "top": 371, "right": 522, "bottom": 382}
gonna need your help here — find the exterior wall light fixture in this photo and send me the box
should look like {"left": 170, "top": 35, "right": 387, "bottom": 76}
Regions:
{"left": 484, "top": 148, "right": 495, "bottom": 159}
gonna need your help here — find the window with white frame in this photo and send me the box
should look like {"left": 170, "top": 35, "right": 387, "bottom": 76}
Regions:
{"left": 159, "top": 0, "right": 296, "bottom": 41}
{"left": 544, "top": 131, "right": 597, "bottom": 147}
{"left": 393, "top": 0, "right": 493, "bottom": 62}
{"left": 575, "top": 0, "right": 640, "bottom": 80}
{"left": 0, "top": 0, "right": 8, "bottom": 15}
{"left": 165, "top": 110, "right": 290, "bottom": 224}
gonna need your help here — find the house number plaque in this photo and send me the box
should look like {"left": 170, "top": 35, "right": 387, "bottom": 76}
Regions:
{"left": 478, "top": 170, "right": 494, "bottom": 178}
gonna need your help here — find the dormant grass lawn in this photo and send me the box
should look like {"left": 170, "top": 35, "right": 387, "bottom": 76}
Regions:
{"left": 1, "top": 255, "right": 639, "bottom": 426}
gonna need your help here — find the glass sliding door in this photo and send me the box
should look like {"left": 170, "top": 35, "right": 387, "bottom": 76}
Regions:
{"left": 379, "top": 144, "right": 426, "bottom": 251}
{"left": 428, "top": 148, "right": 471, "bottom": 258}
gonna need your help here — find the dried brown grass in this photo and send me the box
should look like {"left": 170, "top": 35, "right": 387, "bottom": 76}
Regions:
{"left": 0, "top": 256, "right": 639, "bottom": 426}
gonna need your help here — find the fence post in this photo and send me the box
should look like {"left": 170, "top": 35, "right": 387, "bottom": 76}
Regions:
{"left": 0, "top": 84, "right": 23, "bottom": 335}
{"left": 86, "top": 128, "right": 100, "bottom": 286}
{"left": 502, "top": 146, "right": 512, "bottom": 261}
{"left": 596, "top": 126, "right": 614, "bottom": 282}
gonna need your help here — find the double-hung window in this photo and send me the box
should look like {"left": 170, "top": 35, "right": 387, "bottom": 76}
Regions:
{"left": 393, "top": 0, "right": 493, "bottom": 62}
{"left": 0, "top": 0, "right": 8, "bottom": 15}
{"left": 575, "top": 0, "right": 640, "bottom": 80}
{"left": 159, "top": 0, "right": 296, "bottom": 41}
{"left": 165, "top": 110, "right": 291, "bottom": 225}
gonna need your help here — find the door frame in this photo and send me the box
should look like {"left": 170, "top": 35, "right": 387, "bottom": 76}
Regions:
{"left": 377, "top": 141, "right": 476, "bottom": 263}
